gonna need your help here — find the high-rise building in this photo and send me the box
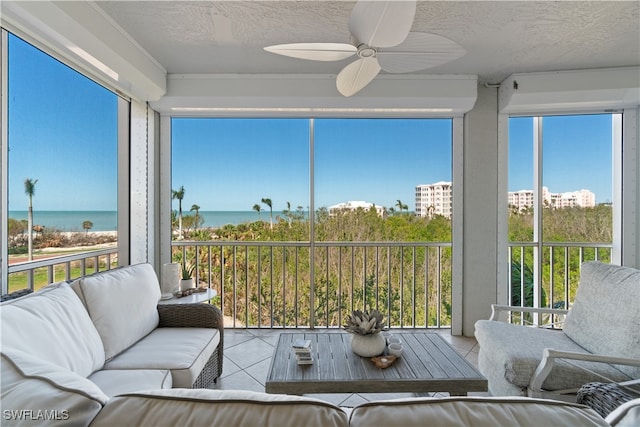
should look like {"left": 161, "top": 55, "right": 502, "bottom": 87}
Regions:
{"left": 415, "top": 181, "right": 452, "bottom": 218}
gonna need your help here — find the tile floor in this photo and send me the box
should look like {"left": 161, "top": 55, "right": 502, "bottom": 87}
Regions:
{"left": 209, "top": 328, "right": 485, "bottom": 407}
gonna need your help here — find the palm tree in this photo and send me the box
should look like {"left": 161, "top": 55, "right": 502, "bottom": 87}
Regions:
{"left": 253, "top": 204, "right": 261, "bottom": 216}
{"left": 285, "top": 201, "right": 292, "bottom": 227}
{"left": 261, "top": 197, "right": 273, "bottom": 230}
{"left": 396, "top": 199, "right": 407, "bottom": 214}
{"left": 172, "top": 186, "right": 185, "bottom": 239}
{"left": 24, "top": 178, "right": 38, "bottom": 261}
{"left": 190, "top": 204, "right": 201, "bottom": 230}
{"left": 82, "top": 220, "right": 93, "bottom": 233}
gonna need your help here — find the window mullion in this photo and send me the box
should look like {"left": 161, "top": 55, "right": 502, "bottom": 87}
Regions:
{"left": 533, "top": 116, "right": 543, "bottom": 321}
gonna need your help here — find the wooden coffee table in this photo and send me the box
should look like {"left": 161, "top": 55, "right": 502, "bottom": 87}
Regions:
{"left": 265, "top": 332, "right": 487, "bottom": 395}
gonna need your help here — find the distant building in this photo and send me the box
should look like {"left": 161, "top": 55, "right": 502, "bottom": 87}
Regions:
{"left": 509, "top": 187, "right": 595, "bottom": 211}
{"left": 328, "top": 201, "right": 385, "bottom": 217}
{"left": 415, "top": 181, "right": 452, "bottom": 219}
{"left": 415, "top": 182, "right": 595, "bottom": 218}
{"left": 508, "top": 190, "right": 535, "bottom": 212}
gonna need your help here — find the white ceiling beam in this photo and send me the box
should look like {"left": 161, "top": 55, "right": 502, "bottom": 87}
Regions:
{"left": 152, "top": 74, "right": 478, "bottom": 118}
{"left": 499, "top": 67, "right": 640, "bottom": 115}
{"left": 1, "top": 0, "right": 166, "bottom": 101}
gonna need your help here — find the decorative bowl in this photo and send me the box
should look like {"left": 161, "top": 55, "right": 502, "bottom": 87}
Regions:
{"left": 371, "top": 355, "right": 397, "bottom": 369}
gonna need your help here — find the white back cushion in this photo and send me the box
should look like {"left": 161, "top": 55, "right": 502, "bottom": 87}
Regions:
{"left": 564, "top": 262, "right": 640, "bottom": 378}
{"left": 350, "top": 396, "right": 608, "bottom": 427}
{"left": 0, "top": 282, "right": 105, "bottom": 376}
{"left": 1, "top": 350, "right": 107, "bottom": 426}
{"left": 73, "top": 263, "right": 161, "bottom": 360}
{"left": 92, "top": 389, "right": 348, "bottom": 427}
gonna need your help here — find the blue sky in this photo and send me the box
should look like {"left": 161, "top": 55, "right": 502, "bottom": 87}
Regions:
{"left": 8, "top": 32, "right": 613, "bottom": 213}
{"left": 172, "top": 118, "right": 452, "bottom": 211}
{"left": 509, "top": 115, "right": 613, "bottom": 203}
{"left": 7, "top": 34, "right": 117, "bottom": 212}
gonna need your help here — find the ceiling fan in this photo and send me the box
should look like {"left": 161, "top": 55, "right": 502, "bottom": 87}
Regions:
{"left": 264, "top": 0, "right": 466, "bottom": 97}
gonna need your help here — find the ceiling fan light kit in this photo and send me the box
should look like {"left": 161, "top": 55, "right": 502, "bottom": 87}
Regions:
{"left": 264, "top": 0, "right": 466, "bottom": 97}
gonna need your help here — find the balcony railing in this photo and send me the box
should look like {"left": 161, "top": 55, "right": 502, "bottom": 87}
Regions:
{"left": 507, "top": 241, "right": 612, "bottom": 326}
{"left": 5, "top": 241, "right": 611, "bottom": 330}
{"left": 172, "top": 241, "right": 452, "bottom": 329}
{"left": 6, "top": 248, "right": 118, "bottom": 293}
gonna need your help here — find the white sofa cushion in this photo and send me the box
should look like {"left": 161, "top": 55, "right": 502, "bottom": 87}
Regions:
{"left": 606, "top": 398, "right": 640, "bottom": 427}
{"left": 0, "top": 281, "right": 105, "bottom": 376}
{"left": 103, "top": 327, "right": 219, "bottom": 388}
{"left": 564, "top": 262, "right": 640, "bottom": 378}
{"left": 91, "top": 389, "right": 348, "bottom": 427}
{"left": 1, "top": 350, "right": 107, "bottom": 427}
{"left": 72, "top": 263, "right": 161, "bottom": 360}
{"left": 349, "top": 396, "right": 608, "bottom": 427}
{"left": 89, "top": 369, "right": 172, "bottom": 397}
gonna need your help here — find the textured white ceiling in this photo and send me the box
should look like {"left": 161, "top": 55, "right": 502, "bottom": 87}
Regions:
{"left": 96, "top": 1, "right": 639, "bottom": 83}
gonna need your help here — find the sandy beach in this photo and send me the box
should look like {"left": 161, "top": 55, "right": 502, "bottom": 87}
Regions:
{"left": 8, "top": 230, "right": 118, "bottom": 264}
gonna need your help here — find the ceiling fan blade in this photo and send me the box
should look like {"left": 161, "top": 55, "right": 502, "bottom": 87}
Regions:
{"left": 264, "top": 43, "right": 356, "bottom": 61}
{"left": 349, "top": 0, "right": 416, "bottom": 48}
{"left": 336, "top": 57, "right": 382, "bottom": 97}
{"left": 377, "top": 32, "right": 467, "bottom": 73}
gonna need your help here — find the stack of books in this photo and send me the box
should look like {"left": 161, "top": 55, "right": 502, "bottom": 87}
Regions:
{"left": 292, "top": 339, "right": 313, "bottom": 365}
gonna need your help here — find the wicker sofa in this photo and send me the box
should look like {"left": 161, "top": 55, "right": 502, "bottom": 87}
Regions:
{"left": 475, "top": 261, "right": 640, "bottom": 400}
{"left": 1, "top": 263, "right": 223, "bottom": 401}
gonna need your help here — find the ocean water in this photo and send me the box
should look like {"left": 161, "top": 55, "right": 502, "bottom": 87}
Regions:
{"left": 8, "top": 211, "right": 118, "bottom": 232}
{"left": 7, "top": 210, "right": 288, "bottom": 232}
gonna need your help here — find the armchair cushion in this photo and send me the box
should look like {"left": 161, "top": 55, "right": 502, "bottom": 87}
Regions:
{"left": 563, "top": 262, "right": 640, "bottom": 379}
{"left": 475, "top": 319, "right": 631, "bottom": 391}
{"left": 72, "top": 263, "right": 161, "bottom": 360}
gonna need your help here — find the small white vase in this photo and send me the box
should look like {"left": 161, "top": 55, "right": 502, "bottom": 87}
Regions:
{"left": 180, "top": 278, "right": 194, "bottom": 291}
{"left": 351, "top": 333, "right": 386, "bottom": 357}
{"left": 161, "top": 263, "right": 180, "bottom": 295}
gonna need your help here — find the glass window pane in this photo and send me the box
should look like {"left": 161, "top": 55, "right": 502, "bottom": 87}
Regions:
{"left": 542, "top": 114, "right": 612, "bottom": 243}
{"left": 314, "top": 118, "right": 452, "bottom": 242}
{"left": 171, "top": 118, "right": 310, "bottom": 241}
{"left": 508, "top": 117, "right": 534, "bottom": 242}
{"left": 7, "top": 34, "right": 118, "bottom": 291}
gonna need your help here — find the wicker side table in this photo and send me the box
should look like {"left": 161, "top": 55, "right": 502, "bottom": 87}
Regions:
{"left": 577, "top": 382, "right": 638, "bottom": 418}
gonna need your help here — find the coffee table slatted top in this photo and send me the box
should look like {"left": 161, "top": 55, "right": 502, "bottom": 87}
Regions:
{"left": 265, "top": 332, "right": 487, "bottom": 395}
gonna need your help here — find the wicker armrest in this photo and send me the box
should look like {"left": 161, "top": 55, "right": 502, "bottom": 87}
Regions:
{"left": 157, "top": 303, "right": 223, "bottom": 329}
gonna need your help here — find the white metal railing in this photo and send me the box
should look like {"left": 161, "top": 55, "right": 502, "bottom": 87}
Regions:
{"left": 507, "top": 241, "right": 612, "bottom": 326}
{"left": 6, "top": 248, "right": 118, "bottom": 293}
{"left": 172, "top": 241, "right": 452, "bottom": 329}
{"left": 6, "top": 241, "right": 611, "bottom": 329}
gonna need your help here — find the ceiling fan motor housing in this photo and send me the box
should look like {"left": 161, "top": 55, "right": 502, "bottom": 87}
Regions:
{"left": 357, "top": 44, "right": 377, "bottom": 58}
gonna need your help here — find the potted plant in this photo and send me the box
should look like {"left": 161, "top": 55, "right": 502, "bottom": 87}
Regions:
{"left": 180, "top": 263, "right": 195, "bottom": 291}
{"left": 343, "top": 309, "right": 387, "bottom": 357}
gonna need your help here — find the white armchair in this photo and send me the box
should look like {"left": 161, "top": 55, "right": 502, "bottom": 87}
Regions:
{"left": 474, "top": 262, "right": 640, "bottom": 401}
